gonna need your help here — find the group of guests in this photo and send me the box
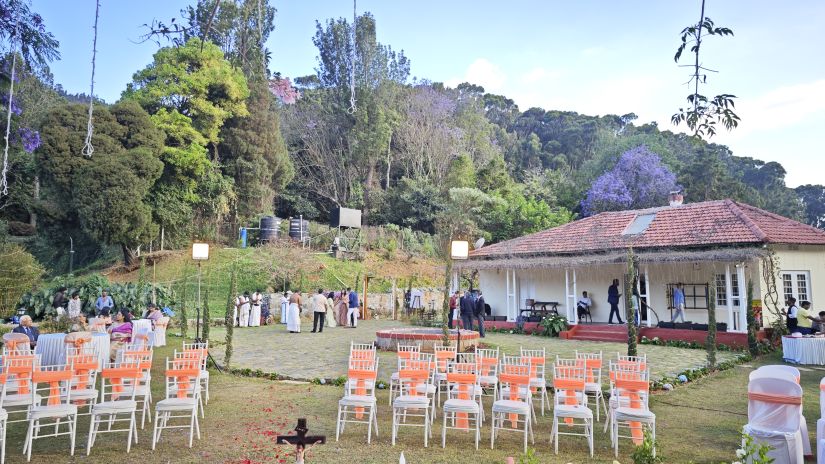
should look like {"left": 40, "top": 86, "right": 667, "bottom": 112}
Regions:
{"left": 448, "top": 289, "right": 486, "bottom": 337}
{"left": 233, "top": 290, "right": 266, "bottom": 327}
{"left": 786, "top": 297, "right": 825, "bottom": 334}
{"left": 280, "top": 288, "right": 360, "bottom": 334}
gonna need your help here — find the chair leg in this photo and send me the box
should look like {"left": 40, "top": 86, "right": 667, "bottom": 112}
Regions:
{"left": 86, "top": 415, "right": 95, "bottom": 456}
{"left": 189, "top": 410, "right": 196, "bottom": 448}
{"left": 553, "top": 416, "right": 558, "bottom": 454}
{"left": 25, "top": 419, "right": 33, "bottom": 462}
{"left": 335, "top": 406, "right": 341, "bottom": 441}
{"left": 367, "top": 407, "right": 373, "bottom": 445}
{"left": 424, "top": 410, "right": 429, "bottom": 448}
{"left": 126, "top": 413, "right": 134, "bottom": 453}
{"left": 490, "top": 413, "right": 495, "bottom": 449}
{"left": 152, "top": 411, "right": 160, "bottom": 450}
{"left": 391, "top": 409, "right": 397, "bottom": 446}
{"left": 70, "top": 414, "right": 77, "bottom": 456}
{"left": 442, "top": 412, "right": 447, "bottom": 448}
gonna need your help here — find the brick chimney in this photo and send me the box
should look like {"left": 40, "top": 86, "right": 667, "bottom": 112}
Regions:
{"left": 669, "top": 190, "right": 684, "bottom": 207}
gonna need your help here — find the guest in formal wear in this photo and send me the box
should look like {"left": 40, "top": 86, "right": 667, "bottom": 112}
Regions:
{"left": 311, "top": 289, "right": 327, "bottom": 333}
{"left": 108, "top": 310, "right": 133, "bottom": 360}
{"left": 786, "top": 297, "right": 799, "bottom": 333}
{"left": 336, "top": 291, "right": 348, "bottom": 327}
{"left": 280, "top": 292, "right": 290, "bottom": 324}
{"left": 325, "top": 292, "right": 337, "bottom": 328}
{"left": 347, "top": 287, "right": 360, "bottom": 328}
{"left": 67, "top": 292, "right": 83, "bottom": 320}
{"left": 12, "top": 315, "right": 39, "bottom": 349}
{"left": 607, "top": 279, "right": 623, "bottom": 324}
{"left": 250, "top": 290, "right": 263, "bottom": 327}
{"left": 145, "top": 303, "right": 162, "bottom": 327}
{"left": 460, "top": 291, "right": 474, "bottom": 331}
{"left": 473, "top": 290, "right": 486, "bottom": 337}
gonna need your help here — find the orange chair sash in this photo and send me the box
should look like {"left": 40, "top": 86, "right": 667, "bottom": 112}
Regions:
{"left": 33, "top": 369, "right": 71, "bottom": 406}
{"left": 4, "top": 362, "right": 33, "bottom": 394}
{"left": 447, "top": 372, "right": 476, "bottom": 430}
{"left": 167, "top": 367, "right": 200, "bottom": 399}
{"left": 500, "top": 372, "right": 529, "bottom": 428}
{"left": 747, "top": 392, "right": 802, "bottom": 405}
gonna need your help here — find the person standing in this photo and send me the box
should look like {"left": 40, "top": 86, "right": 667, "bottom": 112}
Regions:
{"left": 325, "top": 292, "right": 337, "bottom": 328}
{"left": 607, "top": 279, "right": 623, "bottom": 324}
{"left": 786, "top": 297, "right": 800, "bottom": 333}
{"left": 473, "top": 290, "right": 486, "bottom": 338}
{"left": 67, "top": 292, "right": 83, "bottom": 320}
{"left": 287, "top": 290, "right": 302, "bottom": 333}
{"left": 448, "top": 290, "right": 459, "bottom": 329}
{"left": 235, "top": 292, "right": 250, "bottom": 327}
{"left": 95, "top": 290, "right": 114, "bottom": 315}
{"left": 53, "top": 287, "right": 67, "bottom": 319}
{"left": 671, "top": 283, "right": 686, "bottom": 323}
{"left": 347, "top": 287, "right": 359, "bottom": 328}
{"left": 459, "top": 291, "right": 474, "bottom": 331}
{"left": 280, "top": 292, "right": 290, "bottom": 324}
{"left": 336, "top": 291, "right": 348, "bottom": 326}
{"left": 249, "top": 290, "right": 262, "bottom": 327}
{"left": 311, "top": 289, "right": 327, "bottom": 333}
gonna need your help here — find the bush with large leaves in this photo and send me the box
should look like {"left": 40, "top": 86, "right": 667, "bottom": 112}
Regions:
{"left": 0, "top": 243, "right": 44, "bottom": 318}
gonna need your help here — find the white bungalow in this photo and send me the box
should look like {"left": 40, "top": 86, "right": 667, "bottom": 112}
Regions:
{"left": 458, "top": 198, "right": 825, "bottom": 333}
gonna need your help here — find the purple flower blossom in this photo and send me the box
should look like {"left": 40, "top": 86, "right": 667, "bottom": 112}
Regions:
{"left": 582, "top": 145, "right": 678, "bottom": 215}
{"left": 268, "top": 77, "right": 300, "bottom": 104}
{"left": 16, "top": 127, "right": 40, "bottom": 153}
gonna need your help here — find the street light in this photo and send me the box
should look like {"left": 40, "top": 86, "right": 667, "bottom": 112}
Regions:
{"left": 449, "top": 240, "right": 470, "bottom": 350}
{"left": 192, "top": 242, "right": 209, "bottom": 342}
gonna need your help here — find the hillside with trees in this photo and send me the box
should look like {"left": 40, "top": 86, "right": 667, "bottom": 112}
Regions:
{"left": 0, "top": 0, "right": 820, "bottom": 279}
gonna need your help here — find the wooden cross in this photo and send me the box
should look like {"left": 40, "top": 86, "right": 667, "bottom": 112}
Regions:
{"left": 276, "top": 418, "right": 326, "bottom": 464}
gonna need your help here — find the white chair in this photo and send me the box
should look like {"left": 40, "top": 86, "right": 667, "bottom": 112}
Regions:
{"left": 475, "top": 347, "right": 499, "bottom": 422}
{"left": 442, "top": 361, "right": 481, "bottom": 449}
{"left": 0, "top": 354, "right": 38, "bottom": 424}
{"left": 611, "top": 368, "right": 655, "bottom": 458}
{"left": 744, "top": 375, "right": 804, "bottom": 464}
{"left": 86, "top": 362, "right": 141, "bottom": 455}
{"left": 433, "top": 343, "right": 457, "bottom": 407}
{"left": 576, "top": 350, "right": 607, "bottom": 422}
{"left": 390, "top": 344, "right": 421, "bottom": 406}
{"left": 491, "top": 356, "right": 534, "bottom": 453}
{"left": 551, "top": 363, "right": 593, "bottom": 457}
{"left": 336, "top": 358, "right": 379, "bottom": 444}
{"left": 121, "top": 348, "right": 154, "bottom": 429}
{"left": 153, "top": 317, "right": 170, "bottom": 347}
{"left": 521, "top": 347, "right": 550, "bottom": 416}
{"left": 604, "top": 356, "right": 648, "bottom": 436}
{"left": 752, "top": 365, "right": 811, "bottom": 457}
{"left": 392, "top": 357, "right": 432, "bottom": 447}
{"left": 24, "top": 363, "right": 79, "bottom": 462}
{"left": 152, "top": 357, "right": 201, "bottom": 449}
{"left": 182, "top": 342, "right": 210, "bottom": 406}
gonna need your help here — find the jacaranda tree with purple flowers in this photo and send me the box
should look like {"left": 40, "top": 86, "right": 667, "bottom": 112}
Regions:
{"left": 582, "top": 145, "right": 679, "bottom": 215}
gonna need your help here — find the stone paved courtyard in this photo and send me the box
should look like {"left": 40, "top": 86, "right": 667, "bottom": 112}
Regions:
{"left": 209, "top": 319, "right": 741, "bottom": 382}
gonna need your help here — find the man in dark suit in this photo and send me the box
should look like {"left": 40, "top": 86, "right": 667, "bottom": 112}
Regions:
{"left": 473, "top": 290, "right": 486, "bottom": 338}
{"left": 13, "top": 315, "right": 39, "bottom": 349}
{"left": 607, "top": 279, "right": 624, "bottom": 324}
{"left": 459, "top": 291, "right": 474, "bottom": 331}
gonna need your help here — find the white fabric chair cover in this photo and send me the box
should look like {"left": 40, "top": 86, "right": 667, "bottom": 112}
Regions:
{"left": 154, "top": 317, "right": 169, "bottom": 347}
{"left": 744, "top": 376, "right": 804, "bottom": 464}
{"left": 751, "top": 366, "right": 811, "bottom": 456}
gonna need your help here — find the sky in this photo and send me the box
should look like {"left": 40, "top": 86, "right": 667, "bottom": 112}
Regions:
{"left": 32, "top": 0, "right": 825, "bottom": 187}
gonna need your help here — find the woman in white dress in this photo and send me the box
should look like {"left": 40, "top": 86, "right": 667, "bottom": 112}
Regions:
{"left": 325, "top": 292, "right": 337, "bottom": 328}
{"left": 287, "top": 291, "right": 302, "bottom": 333}
{"left": 239, "top": 292, "right": 251, "bottom": 327}
{"left": 280, "top": 292, "right": 290, "bottom": 324}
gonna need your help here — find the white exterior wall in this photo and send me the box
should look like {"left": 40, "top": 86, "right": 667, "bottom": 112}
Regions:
{"left": 759, "top": 245, "right": 825, "bottom": 326}
{"left": 478, "top": 258, "right": 764, "bottom": 330}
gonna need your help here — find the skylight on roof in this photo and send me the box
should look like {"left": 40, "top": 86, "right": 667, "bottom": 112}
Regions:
{"left": 623, "top": 213, "right": 656, "bottom": 235}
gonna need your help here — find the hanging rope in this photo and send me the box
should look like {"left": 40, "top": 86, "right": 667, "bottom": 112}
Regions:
{"left": 82, "top": 0, "right": 100, "bottom": 157}
{"left": 1, "top": 0, "right": 21, "bottom": 196}
{"left": 347, "top": 0, "right": 357, "bottom": 114}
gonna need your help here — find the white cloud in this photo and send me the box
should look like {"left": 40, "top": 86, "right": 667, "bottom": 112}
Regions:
{"left": 445, "top": 58, "right": 506, "bottom": 92}
{"left": 721, "top": 79, "right": 825, "bottom": 137}
{"left": 521, "top": 67, "right": 562, "bottom": 84}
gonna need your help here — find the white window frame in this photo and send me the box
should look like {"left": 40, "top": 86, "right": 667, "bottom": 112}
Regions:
{"left": 781, "top": 270, "right": 812, "bottom": 303}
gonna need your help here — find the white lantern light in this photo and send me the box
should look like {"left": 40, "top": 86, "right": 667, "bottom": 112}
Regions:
{"left": 192, "top": 242, "right": 210, "bottom": 261}
{"left": 450, "top": 240, "right": 469, "bottom": 260}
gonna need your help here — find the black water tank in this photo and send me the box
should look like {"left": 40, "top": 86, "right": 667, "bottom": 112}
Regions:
{"left": 288, "top": 218, "right": 309, "bottom": 241}
{"left": 259, "top": 216, "right": 280, "bottom": 242}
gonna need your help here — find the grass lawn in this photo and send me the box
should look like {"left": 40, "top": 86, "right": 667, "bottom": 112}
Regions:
{"left": 9, "top": 334, "right": 818, "bottom": 464}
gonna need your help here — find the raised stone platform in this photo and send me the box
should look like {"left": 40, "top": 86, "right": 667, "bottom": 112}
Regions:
{"left": 375, "top": 327, "right": 479, "bottom": 351}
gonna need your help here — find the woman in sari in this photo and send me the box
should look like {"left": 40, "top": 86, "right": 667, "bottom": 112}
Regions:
{"left": 108, "top": 309, "right": 133, "bottom": 361}
{"left": 325, "top": 292, "right": 337, "bottom": 328}
{"left": 336, "top": 290, "right": 349, "bottom": 327}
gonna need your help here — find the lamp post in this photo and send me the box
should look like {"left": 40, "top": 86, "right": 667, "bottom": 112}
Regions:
{"left": 192, "top": 242, "right": 209, "bottom": 341}
{"left": 450, "top": 240, "right": 469, "bottom": 350}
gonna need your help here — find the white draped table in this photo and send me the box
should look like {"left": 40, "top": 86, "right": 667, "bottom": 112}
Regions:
{"left": 782, "top": 336, "right": 825, "bottom": 365}
{"left": 132, "top": 319, "right": 155, "bottom": 347}
{"left": 34, "top": 333, "right": 110, "bottom": 367}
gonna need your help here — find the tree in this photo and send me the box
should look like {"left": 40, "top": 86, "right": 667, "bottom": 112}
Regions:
{"left": 582, "top": 146, "right": 678, "bottom": 215}
{"left": 123, "top": 38, "right": 249, "bottom": 158}
{"left": 0, "top": 0, "right": 60, "bottom": 71}
{"left": 796, "top": 185, "right": 825, "bottom": 229}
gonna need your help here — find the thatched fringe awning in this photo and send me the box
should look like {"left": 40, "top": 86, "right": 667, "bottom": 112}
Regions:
{"left": 455, "top": 246, "right": 768, "bottom": 271}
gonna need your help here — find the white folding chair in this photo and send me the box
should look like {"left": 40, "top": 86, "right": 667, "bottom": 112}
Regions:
{"left": 476, "top": 347, "right": 499, "bottom": 422}
{"left": 433, "top": 343, "right": 457, "bottom": 407}
{"left": 24, "top": 363, "right": 78, "bottom": 462}
{"left": 551, "top": 363, "right": 593, "bottom": 457}
{"left": 745, "top": 375, "right": 804, "bottom": 464}
{"left": 604, "top": 356, "right": 648, "bottom": 435}
{"left": 153, "top": 317, "right": 170, "bottom": 347}
{"left": 64, "top": 347, "right": 99, "bottom": 417}
{"left": 182, "top": 342, "right": 209, "bottom": 405}
{"left": 121, "top": 348, "right": 154, "bottom": 429}
{"left": 86, "top": 362, "right": 141, "bottom": 455}
{"left": 392, "top": 357, "right": 432, "bottom": 447}
{"left": 611, "top": 368, "right": 655, "bottom": 458}
{"left": 0, "top": 354, "right": 38, "bottom": 424}
{"left": 521, "top": 347, "right": 550, "bottom": 416}
{"left": 442, "top": 361, "right": 481, "bottom": 449}
{"left": 576, "top": 350, "right": 607, "bottom": 422}
{"left": 491, "top": 356, "right": 534, "bottom": 453}
{"left": 152, "top": 357, "right": 201, "bottom": 449}
{"left": 336, "top": 358, "right": 379, "bottom": 444}
{"left": 752, "top": 365, "right": 811, "bottom": 457}
{"left": 390, "top": 343, "right": 421, "bottom": 405}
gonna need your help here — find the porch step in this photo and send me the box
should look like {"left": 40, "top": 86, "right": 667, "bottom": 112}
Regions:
{"left": 567, "top": 324, "right": 631, "bottom": 343}
{"left": 568, "top": 334, "right": 628, "bottom": 343}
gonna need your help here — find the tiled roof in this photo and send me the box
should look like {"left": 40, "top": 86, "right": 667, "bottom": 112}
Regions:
{"left": 469, "top": 200, "right": 825, "bottom": 259}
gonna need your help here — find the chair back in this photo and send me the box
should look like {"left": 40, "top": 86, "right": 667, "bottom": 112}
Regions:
{"left": 155, "top": 317, "right": 170, "bottom": 329}
{"left": 520, "top": 347, "right": 546, "bottom": 380}
{"left": 476, "top": 347, "right": 499, "bottom": 379}
{"left": 398, "top": 357, "right": 432, "bottom": 397}
{"left": 575, "top": 350, "right": 603, "bottom": 384}
{"left": 446, "top": 361, "right": 479, "bottom": 399}
{"left": 1, "top": 353, "right": 37, "bottom": 396}
{"left": 616, "top": 353, "right": 647, "bottom": 370}
{"left": 66, "top": 346, "right": 99, "bottom": 392}
{"left": 396, "top": 344, "right": 421, "bottom": 366}
{"left": 3, "top": 332, "right": 32, "bottom": 354}
{"left": 349, "top": 342, "right": 376, "bottom": 363}
{"left": 32, "top": 364, "right": 73, "bottom": 407}
{"left": 456, "top": 352, "right": 476, "bottom": 366}
{"left": 747, "top": 376, "right": 802, "bottom": 433}
{"left": 182, "top": 342, "right": 209, "bottom": 371}
{"left": 347, "top": 358, "right": 378, "bottom": 397}
{"left": 99, "top": 362, "right": 141, "bottom": 403}
{"left": 553, "top": 364, "right": 586, "bottom": 408}
{"left": 820, "top": 377, "right": 825, "bottom": 419}
{"left": 64, "top": 331, "right": 93, "bottom": 350}
{"left": 499, "top": 356, "right": 531, "bottom": 400}
{"left": 433, "top": 343, "right": 457, "bottom": 374}
{"left": 89, "top": 318, "right": 107, "bottom": 333}
{"left": 755, "top": 365, "right": 800, "bottom": 384}
{"left": 614, "top": 368, "right": 650, "bottom": 407}
{"left": 165, "top": 357, "right": 200, "bottom": 400}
